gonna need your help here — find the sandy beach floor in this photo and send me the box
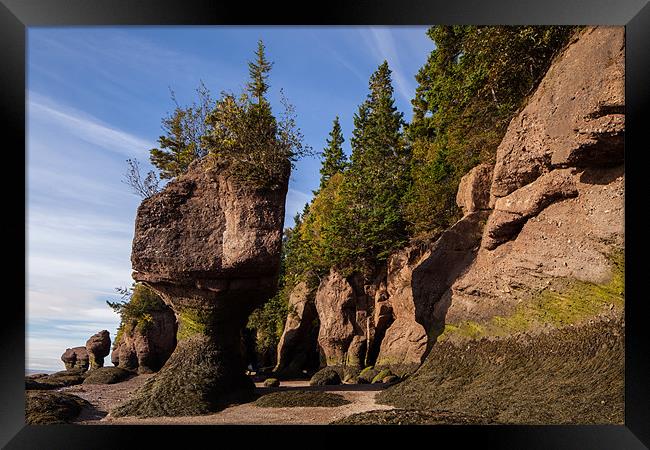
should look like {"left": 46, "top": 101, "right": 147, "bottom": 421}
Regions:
{"left": 60, "top": 377, "right": 393, "bottom": 425}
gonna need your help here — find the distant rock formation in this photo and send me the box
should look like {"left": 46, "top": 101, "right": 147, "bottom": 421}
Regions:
{"left": 113, "top": 158, "right": 289, "bottom": 417}
{"left": 85, "top": 330, "right": 111, "bottom": 370}
{"left": 111, "top": 307, "right": 177, "bottom": 374}
{"left": 61, "top": 346, "right": 89, "bottom": 371}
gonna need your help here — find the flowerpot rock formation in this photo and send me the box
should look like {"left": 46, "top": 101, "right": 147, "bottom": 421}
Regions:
{"left": 113, "top": 159, "right": 289, "bottom": 417}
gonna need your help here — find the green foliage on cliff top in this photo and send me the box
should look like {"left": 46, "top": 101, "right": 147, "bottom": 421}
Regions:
{"left": 285, "top": 26, "right": 576, "bottom": 281}
{"left": 148, "top": 40, "right": 310, "bottom": 189}
{"left": 107, "top": 283, "right": 168, "bottom": 347}
{"left": 203, "top": 40, "right": 310, "bottom": 189}
{"left": 404, "top": 25, "right": 577, "bottom": 237}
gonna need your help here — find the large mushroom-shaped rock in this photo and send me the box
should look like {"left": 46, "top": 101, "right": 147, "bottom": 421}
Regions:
{"left": 85, "top": 330, "right": 110, "bottom": 370}
{"left": 61, "top": 346, "right": 89, "bottom": 371}
{"left": 113, "top": 159, "right": 288, "bottom": 417}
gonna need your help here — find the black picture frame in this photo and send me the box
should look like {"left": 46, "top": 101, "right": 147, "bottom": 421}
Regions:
{"left": 2, "top": 0, "right": 648, "bottom": 448}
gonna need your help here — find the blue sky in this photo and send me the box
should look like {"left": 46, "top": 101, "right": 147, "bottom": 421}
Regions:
{"left": 26, "top": 26, "right": 433, "bottom": 371}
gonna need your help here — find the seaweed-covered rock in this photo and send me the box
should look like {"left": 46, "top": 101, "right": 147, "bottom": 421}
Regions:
{"left": 61, "top": 347, "right": 89, "bottom": 371}
{"left": 85, "top": 330, "right": 111, "bottom": 370}
{"left": 25, "top": 368, "right": 87, "bottom": 390}
{"left": 332, "top": 409, "right": 494, "bottom": 425}
{"left": 255, "top": 391, "right": 350, "bottom": 408}
{"left": 309, "top": 367, "right": 341, "bottom": 386}
{"left": 25, "top": 391, "right": 91, "bottom": 424}
{"left": 112, "top": 334, "right": 256, "bottom": 417}
{"left": 83, "top": 367, "right": 134, "bottom": 385}
{"left": 357, "top": 366, "right": 379, "bottom": 384}
{"left": 263, "top": 378, "right": 280, "bottom": 387}
{"left": 371, "top": 369, "right": 393, "bottom": 384}
{"left": 114, "top": 159, "right": 289, "bottom": 417}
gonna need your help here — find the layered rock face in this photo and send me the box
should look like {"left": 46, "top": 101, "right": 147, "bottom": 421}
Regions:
{"left": 111, "top": 307, "right": 177, "bottom": 374}
{"left": 440, "top": 26, "right": 624, "bottom": 331}
{"left": 274, "top": 281, "right": 320, "bottom": 377}
{"left": 61, "top": 347, "right": 89, "bottom": 371}
{"left": 113, "top": 159, "right": 288, "bottom": 417}
{"left": 85, "top": 330, "right": 111, "bottom": 370}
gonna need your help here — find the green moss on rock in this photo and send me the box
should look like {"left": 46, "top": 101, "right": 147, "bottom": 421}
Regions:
{"left": 440, "top": 251, "right": 625, "bottom": 341}
{"left": 357, "top": 366, "right": 378, "bottom": 384}
{"left": 371, "top": 369, "right": 393, "bottom": 384}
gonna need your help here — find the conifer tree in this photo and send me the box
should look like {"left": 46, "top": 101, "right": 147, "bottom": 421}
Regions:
{"left": 247, "top": 40, "right": 274, "bottom": 105}
{"left": 149, "top": 82, "right": 212, "bottom": 179}
{"left": 325, "top": 61, "right": 410, "bottom": 271}
{"left": 318, "top": 116, "right": 347, "bottom": 190}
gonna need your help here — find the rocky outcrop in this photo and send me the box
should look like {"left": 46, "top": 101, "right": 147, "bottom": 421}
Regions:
{"left": 314, "top": 270, "right": 386, "bottom": 369}
{"left": 61, "top": 347, "right": 89, "bottom": 371}
{"left": 85, "top": 330, "right": 111, "bottom": 370}
{"left": 375, "top": 210, "right": 488, "bottom": 371}
{"left": 311, "top": 163, "right": 491, "bottom": 374}
{"left": 113, "top": 159, "right": 289, "bottom": 417}
{"left": 456, "top": 163, "right": 493, "bottom": 215}
{"left": 439, "top": 26, "right": 625, "bottom": 333}
{"left": 274, "top": 281, "right": 319, "bottom": 377}
{"left": 490, "top": 26, "right": 624, "bottom": 202}
{"left": 111, "top": 308, "right": 177, "bottom": 374}
{"left": 483, "top": 169, "right": 578, "bottom": 250}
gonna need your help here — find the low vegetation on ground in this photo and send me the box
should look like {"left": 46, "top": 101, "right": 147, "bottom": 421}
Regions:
{"left": 25, "top": 391, "right": 91, "bottom": 424}
{"left": 376, "top": 317, "right": 624, "bottom": 424}
{"left": 254, "top": 391, "right": 350, "bottom": 408}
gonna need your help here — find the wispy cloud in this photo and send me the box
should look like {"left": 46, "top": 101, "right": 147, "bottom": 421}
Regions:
{"left": 28, "top": 91, "right": 155, "bottom": 158}
{"left": 310, "top": 32, "right": 368, "bottom": 85}
{"left": 358, "top": 28, "right": 415, "bottom": 104}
